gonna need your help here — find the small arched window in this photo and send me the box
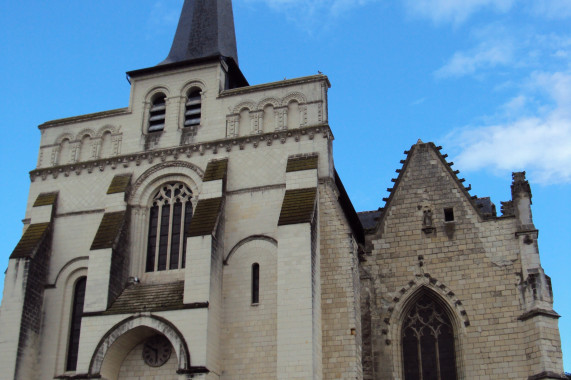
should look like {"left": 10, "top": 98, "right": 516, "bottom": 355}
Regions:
{"left": 252, "top": 263, "right": 260, "bottom": 304}
{"left": 184, "top": 89, "right": 201, "bottom": 127}
{"left": 66, "top": 276, "right": 86, "bottom": 371}
{"left": 146, "top": 183, "right": 193, "bottom": 272}
{"left": 148, "top": 94, "right": 166, "bottom": 132}
{"left": 402, "top": 293, "right": 457, "bottom": 380}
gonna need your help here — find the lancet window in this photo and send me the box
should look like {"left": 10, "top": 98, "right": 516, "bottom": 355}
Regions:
{"left": 66, "top": 277, "right": 86, "bottom": 371}
{"left": 146, "top": 183, "right": 193, "bottom": 272}
{"left": 402, "top": 293, "right": 458, "bottom": 380}
{"left": 252, "top": 263, "right": 260, "bottom": 304}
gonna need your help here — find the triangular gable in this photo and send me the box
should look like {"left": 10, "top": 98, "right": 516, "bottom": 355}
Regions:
{"left": 371, "top": 141, "right": 491, "bottom": 235}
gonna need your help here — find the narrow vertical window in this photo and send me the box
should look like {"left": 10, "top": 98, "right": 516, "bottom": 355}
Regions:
{"left": 252, "top": 263, "right": 260, "bottom": 304}
{"left": 146, "top": 183, "right": 193, "bottom": 272}
{"left": 402, "top": 293, "right": 457, "bottom": 380}
{"left": 148, "top": 94, "right": 166, "bottom": 132}
{"left": 66, "top": 277, "right": 86, "bottom": 371}
{"left": 184, "top": 89, "right": 201, "bottom": 127}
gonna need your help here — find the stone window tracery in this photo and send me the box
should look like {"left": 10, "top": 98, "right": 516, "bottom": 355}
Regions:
{"left": 146, "top": 183, "right": 193, "bottom": 272}
{"left": 402, "top": 293, "right": 457, "bottom": 380}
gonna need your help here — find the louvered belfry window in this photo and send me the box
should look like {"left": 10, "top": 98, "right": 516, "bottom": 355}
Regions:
{"left": 146, "top": 183, "right": 193, "bottom": 272}
{"left": 148, "top": 94, "right": 166, "bottom": 132}
{"left": 402, "top": 293, "right": 458, "bottom": 380}
{"left": 184, "top": 90, "right": 201, "bottom": 127}
{"left": 66, "top": 277, "right": 86, "bottom": 371}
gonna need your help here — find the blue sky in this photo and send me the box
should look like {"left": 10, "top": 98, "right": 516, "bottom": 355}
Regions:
{"left": 1, "top": 0, "right": 570, "bottom": 371}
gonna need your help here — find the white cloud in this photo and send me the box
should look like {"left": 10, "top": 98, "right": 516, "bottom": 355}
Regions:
{"left": 445, "top": 71, "right": 571, "bottom": 184}
{"left": 435, "top": 39, "right": 514, "bottom": 78}
{"left": 530, "top": 0, "right": 571, "bottom": 19}
{"left": 403, "top": 0, "right": 514, "bottom": 25}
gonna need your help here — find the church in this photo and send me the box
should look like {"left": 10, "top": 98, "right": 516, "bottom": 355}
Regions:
{"left": 0, "top": 1, "right": 565, "bottom": 379}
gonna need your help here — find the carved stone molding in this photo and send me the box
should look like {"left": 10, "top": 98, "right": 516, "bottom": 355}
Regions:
{"left": 31, "top": 124, "right": 332, "bottom": 182}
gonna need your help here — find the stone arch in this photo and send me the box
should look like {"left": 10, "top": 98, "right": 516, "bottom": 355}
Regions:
{"left": 256, "top": 97, "right": 280, "bottom": 111}
{"left": 224, "top": 235, "right": 277, "bottom": 264}
{"left": 258, "top": 98, "right": 280, "bottom": 133}
{"left": 232, "top": 101, "right": 256, "bottom": 115}
{"left": 387, "top": 280, "right": 467, "bottom": 380}
{"left": 128, "top": 161, "right": 203, "bottom": 206}
{"left": 88, "top": 315, "right": 190, "bottom": 378}
{"left": 281, "top": 92, "right": 307, "bottom": 106}
{"left": 180, "top": 80, "right": 206, "bottom": 97}
{"left": 75, "top": 128, "right": 96, "bottom": 141}
{"left": 54, "top": 132, "right": 75, "bottom": 145}
{"left": 96, "top": 124, "right": 120, "bottom": 138}
{"left": 51, "top": 259, "right": 88, "bottom": 375}
{"left": 76, "top": 129, "right": 96, "bottom": 162}
{"left": 145, "top": 86, "right": 171, "bottom": 103}
{"left": 221, "top": 236, "right": 278, "bottom": 377}
{"left": 128, "top": 162, "right": 203, "bottom": 275}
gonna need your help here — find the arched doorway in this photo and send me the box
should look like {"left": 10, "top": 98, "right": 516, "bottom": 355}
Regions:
{"left": 89, "top": 316, "right": 190, "bottom": 380}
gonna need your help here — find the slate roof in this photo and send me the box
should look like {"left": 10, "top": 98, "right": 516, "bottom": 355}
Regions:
{"left": 286, "top": 155, "right": 318, "bottom": 172}
{"left": 107, "top": 174, "right": 132, "bottom": 194}
{"left": 33, "top": 192, "right": 58, "bottom": 207}
{"left": 10, "top": 223, "right": 50, "bottom": 259}
{"left": 159, "top": 0, "right": 239, "bottom": 66}
{"left": 203, "top": 159, "right": 228, "bottom": 182}
{"left": 104, "top": 281, "right": 185, "bottom": 315}
{"left": 187, "top": 197, "right": 223, "bottom": 237}
{"left": 475, "top": 197, "right": 497, "bottom": 217}
{"left": 90, "top": 211, "right": 126, "bottom": 250}
{"left": 358, "top": 210, "right": 383, "bottom": 232}
{"left": 278, "top": 188, "right": 317, "bottom": 226}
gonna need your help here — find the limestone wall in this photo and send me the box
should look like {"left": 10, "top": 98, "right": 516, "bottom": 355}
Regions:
{"left": 361, "top": 143, "right": 563, "bottom": 379}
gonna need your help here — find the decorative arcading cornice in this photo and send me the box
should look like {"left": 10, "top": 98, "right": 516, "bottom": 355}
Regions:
{"left": 30, "top": 124, "right": 333, "bottom": 182}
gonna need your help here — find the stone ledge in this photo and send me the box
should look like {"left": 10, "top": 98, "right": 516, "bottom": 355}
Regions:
{"left": 518, "top": 308, "right": 560, "bottom": 321}
{"left": 527, "top": 371, "right": 567, "bottom": 380}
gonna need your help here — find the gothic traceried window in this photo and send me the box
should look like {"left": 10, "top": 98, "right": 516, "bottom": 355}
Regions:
{"left": 402, "top": 293, "right": 458, "bottom": 380}
{"left": 146, "top": 183, "right": 193, "bottom": 272}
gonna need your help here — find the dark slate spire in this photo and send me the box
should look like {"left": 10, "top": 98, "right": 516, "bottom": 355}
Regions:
{"left": 159, "top": 0, "right": 239, "bottom": 66}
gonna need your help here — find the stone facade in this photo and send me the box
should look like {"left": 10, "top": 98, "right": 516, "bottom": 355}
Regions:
{"left": 0, "top": 1, "right": 565, "bottom": 379}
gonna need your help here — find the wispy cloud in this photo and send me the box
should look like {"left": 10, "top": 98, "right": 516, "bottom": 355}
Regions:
{"left": 244, "top": 0, "right": 380, "bottom": 32}
{"left": 435, "top": 39, "right": 514, "bottom": 78}
{"left": 435, "top": 25, "right": 571, "bottom": 79}
{"left": 445, "top": 71, "right": 571, "bottom": 184}
{"left": 402, "top": 0, "right": 514, "bottom": 25}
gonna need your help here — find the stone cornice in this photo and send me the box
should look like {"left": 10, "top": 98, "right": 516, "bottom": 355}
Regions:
{"left": 218, "top": 74, "right": 330, "bottom": 98}
{"left": 39, "top": 108, "right": 130, "bottom": 130}
{"left": 30, "top": 124, "right": 333, "bottom": 182}
{"left": 518, "top": 308, "right": 560, "bottom": 321}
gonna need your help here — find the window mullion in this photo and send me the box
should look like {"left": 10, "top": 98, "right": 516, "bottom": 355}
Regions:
{"left": 154, "top": 204, "right": 163, "bottom": 271}
{"left": 435, "top": 335, "right": 441, "bottom": 380}
{"left": 178, "top": 200, "right": 186, "bottom": 269}
{"left": 166, "top": 201, "right": 174, "bottom": 270}
{"left": 417, "top": 333, "right": 423, "bottom": 380}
